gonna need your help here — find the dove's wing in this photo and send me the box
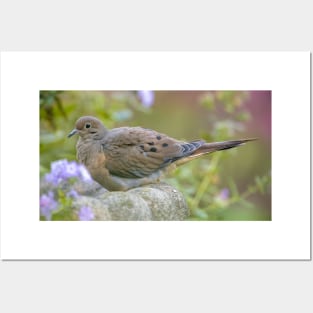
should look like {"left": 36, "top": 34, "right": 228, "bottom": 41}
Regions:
{"left": 102, "top": 127, "right": 204, "bottom": 178}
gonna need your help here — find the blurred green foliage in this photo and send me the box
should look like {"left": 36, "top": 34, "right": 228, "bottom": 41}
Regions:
{"left": 166, "top": 91, "right": 271, "bottom": 220}
{"left": 40, "top": 90, "right": 271, "bottom": 221}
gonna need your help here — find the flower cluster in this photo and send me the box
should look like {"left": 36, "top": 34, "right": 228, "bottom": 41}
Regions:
{"left": 40, "top": 191, "right": 58, "bottom": 221}
{"left": 40, "top": 159, "right": 94, "bottom": 221}
{"left": 45, "top": 159, "right": 92, "bottom": 185}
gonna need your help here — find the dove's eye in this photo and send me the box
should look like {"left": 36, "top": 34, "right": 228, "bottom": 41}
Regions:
{"left": 85, "top": 123, "right": 91, "bottom": 129}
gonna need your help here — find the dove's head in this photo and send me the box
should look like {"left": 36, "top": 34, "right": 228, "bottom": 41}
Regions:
{"left": 68, "top": 116, "right": 108, "bottom": 140}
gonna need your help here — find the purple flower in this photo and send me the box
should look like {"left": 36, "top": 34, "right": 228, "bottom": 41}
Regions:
{"left": 45, "top": 159, "right": 92, "bottom": 185}
{"left": 78, "top": 206, "right": 94, "bottom": 221}
{"left": 66, "top": 189, "right": 79, "bottom": 199}
{"left": 218, "top": 188, "right": 230, "bottom": 201}
{"left": 137, "top": 90, "right": 154, "bottom": 107}
{"left": 40, "top": 191, "right": 58, "bottom": 220}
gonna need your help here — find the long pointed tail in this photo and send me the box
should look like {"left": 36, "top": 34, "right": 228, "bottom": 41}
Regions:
{"left": 175, "top": 138, "right": 256, "bottom": 166}
{"left": 193, "top": 138, "right": 257, "bottom": 155}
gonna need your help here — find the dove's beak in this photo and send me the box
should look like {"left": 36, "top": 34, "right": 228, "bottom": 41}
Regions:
{"left": 68, "top": 128, "right": 78, "bottom": 138}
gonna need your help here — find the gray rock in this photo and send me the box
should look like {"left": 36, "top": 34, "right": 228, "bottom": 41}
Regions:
{"left": 129, "top": 183, "right": 188, "bottom": 220}
{"left": 73, "top": 196, "right": 112, "bottom": 221}
{"left": 96, "top": 191, "right": 153, "bottom": 220}
{"left": 41, "top": 179, "right": 189, "bottom": 221}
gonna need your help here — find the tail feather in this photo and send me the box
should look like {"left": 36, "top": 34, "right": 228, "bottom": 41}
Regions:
{"left": 174, "top": 138, "right": 256, "bottom": 166}
{"left": 193, "top": 138, "right": 256, "bottom": 155}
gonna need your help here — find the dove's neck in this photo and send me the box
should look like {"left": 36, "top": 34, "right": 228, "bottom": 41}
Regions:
{"left": 93, "top": 128, "right": 108, "bottom": 140}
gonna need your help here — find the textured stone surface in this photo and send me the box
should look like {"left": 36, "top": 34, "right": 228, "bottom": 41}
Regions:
{"left": 73, "top": 196, "right": 112, "bottom": 221}
{"left": 41, "top": 179, "right": 189, "bottom": 221}
{"left": 96, "top": 191, "right": 153, "bottom": 221}
{"left": 129, "top": 184, "right": 189, "bottom": 220}
{"left": 78, "top": 183, "right": 188, "bottom": 221}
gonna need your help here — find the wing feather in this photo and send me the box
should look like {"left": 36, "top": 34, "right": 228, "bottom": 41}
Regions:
{"left": 101, "top": 127, "right": 204, "bottom": 178}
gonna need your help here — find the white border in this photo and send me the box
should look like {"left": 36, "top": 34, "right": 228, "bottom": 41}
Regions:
{"left": 0, "top": 52, "right": 310, "bottom": 260}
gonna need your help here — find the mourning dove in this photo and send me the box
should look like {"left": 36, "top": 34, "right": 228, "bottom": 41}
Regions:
{"left": 68, "top": 116, "right": 255, "bottom": 191}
